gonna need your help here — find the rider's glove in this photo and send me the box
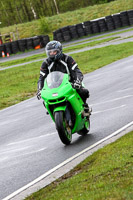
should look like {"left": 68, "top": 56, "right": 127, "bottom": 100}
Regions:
{"left": 36, "top": 90, "right": 41, "bottom": 100}
{"left": 73, "top": 78, "right": 82, "bottom": 89}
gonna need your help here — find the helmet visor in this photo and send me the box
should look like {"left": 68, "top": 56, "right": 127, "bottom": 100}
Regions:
{"left": 46, "top": 49, "right": 61, "bottom": 58}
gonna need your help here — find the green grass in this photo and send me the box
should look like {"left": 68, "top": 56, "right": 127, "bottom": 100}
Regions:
{"left": 25, "top": 131, "right": 133, "bottom": 200}
{"left": 0, "top": 0, "right": 133, "bottom": 40}
{"left": 0, "top": 41, "right": 133, "bottom": 110}
{"left": 63, "top": 36, "right": 120, "bottom": 52}
{"left": 71, "top": 42, "right": 133, "bottom": 74}
{"left": 122, "top": 35, "right": 133, "bottom": 39}
{"left": 0, "top": 36, "right": 120, "bottom": 68}
{"left": 0, "top": 53, "right": 46, "bottom": 68}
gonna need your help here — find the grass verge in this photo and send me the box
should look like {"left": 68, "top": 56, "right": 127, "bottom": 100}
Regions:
{"left": 0, "top": 42, "right": 133, "bottom": 110}
{"left": 0, "top": 53, "right": 46, "bottom": 68}
{"left": 25, "top": 131, "right": 133, "bottom": 200}
{"left": 63, "top": 37, "right": 120, "bottom": 53}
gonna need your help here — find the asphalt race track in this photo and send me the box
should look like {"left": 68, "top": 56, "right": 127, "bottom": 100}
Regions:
{"left": 0, "top": 54, "right": 133, "bottom": 199}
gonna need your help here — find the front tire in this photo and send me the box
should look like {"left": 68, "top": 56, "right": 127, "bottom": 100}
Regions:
{"left": 54, "top": 111, "right": 72, "bottom": 145}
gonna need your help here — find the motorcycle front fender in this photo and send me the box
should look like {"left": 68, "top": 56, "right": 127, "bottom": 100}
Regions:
{"left": 53, "top": 105, "right": 67, "bottom": 113}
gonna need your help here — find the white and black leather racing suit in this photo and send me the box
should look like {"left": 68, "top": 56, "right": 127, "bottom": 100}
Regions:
{"left": 37, "top": 54, "right": 89, "bottom": 103}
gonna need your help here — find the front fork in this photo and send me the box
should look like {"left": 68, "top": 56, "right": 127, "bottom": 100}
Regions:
{"left": 65, "top": 106, "right": 73, "bottom": 128}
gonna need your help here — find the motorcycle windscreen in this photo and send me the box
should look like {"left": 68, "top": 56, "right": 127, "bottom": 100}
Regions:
{"left": 46, "top": 71, "right": 65, "bottom": 89}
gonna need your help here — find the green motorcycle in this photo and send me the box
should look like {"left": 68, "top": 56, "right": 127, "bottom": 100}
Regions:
{"left": 41, "top": 71, "right": 90, "bottom": 145}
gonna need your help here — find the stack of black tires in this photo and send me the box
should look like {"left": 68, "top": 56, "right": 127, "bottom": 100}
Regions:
{"left": 69, "top": 25, "right": 79, "bottom": 39}
{"left": 11, "top": 41, "right": 19, "bottom": 54}
{"left": 105, "top": 15, "right": 115, "bottom": 30}
{"left": 76, "top": 23, "right": 85, "bottom": 37}
{"left": 112, "top": 14, "right": 122, "bottom": 29}
{"left": 120, "top": 11, "right": 129, "bottom": 27}
{"left": 61, "top": 26, "right": 71, "bottom": 42}
{"left": 53, "top": 9, "right": 133, "bottom": 43}
{"left": 0, "top": 44, "right": 6, "bottom": 57}
{"left": 127, "top": 10, "right": 133, "bottom": 25}
{"left": 4, "top": 43, "right": 12, "bottom": 55}
{"left": 98, "top": 18, "right": 108, "bottom": 32}
{"left": 26, "top": 38, "right": 33, "bottom": 50}
{"left": 84, "top": 21, "right": 93, "bottom": 35}
{"left": 0, "top": 35, "right": 50, "bottom": 57}
{"left": 53, "top": 29, "right": 64, "bottom": 42}
{"left": 39, "top": 35, "right": 50, "bottom": 48}
{"left": 91, "top": 20, "right": 100, "bottom": 33}
{"left": 32, "top": 36, "right": 41, "bottom": 48}
{"left": 18, "top": 39, "right": 27, "bottom": 52}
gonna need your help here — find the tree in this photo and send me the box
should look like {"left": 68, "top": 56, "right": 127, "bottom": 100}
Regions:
{"left": 0, "top": 0, "right": 115, "bottom": 27}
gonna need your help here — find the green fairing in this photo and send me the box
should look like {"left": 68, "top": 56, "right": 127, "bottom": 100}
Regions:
{"left": 41, "top": 71, "right": 90, "bottom": 144}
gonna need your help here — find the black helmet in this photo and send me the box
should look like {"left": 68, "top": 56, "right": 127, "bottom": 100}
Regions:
{"left": 45, "top": 40, "right": 63, "bottom": 61}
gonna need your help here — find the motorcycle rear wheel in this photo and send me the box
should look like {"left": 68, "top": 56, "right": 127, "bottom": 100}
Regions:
{"left": 55, "top": 111, "right": 72, "bottom": 145}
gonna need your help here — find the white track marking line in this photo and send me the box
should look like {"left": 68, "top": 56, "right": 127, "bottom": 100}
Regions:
{"left": 0, "top": 157, "right": 8, "bottom": 162}
{"left": 2, "top": 121, "right": 133, "bottom": 200}
{"left": 117, "top": 88, "right": 133, "bottom": 92}
{"left": 90, "top": 94, "right": 133, "bottom": 106}
{"left": 0, "top": 119, "right": 19, "bottom": 126}
{"left": 10, "top": 147, "right": 47, "bottom": 159}
{"left": 7, "top": 132, "right": 56, "bottom": 146}
{"left": 0, "top": 146, "right": 31, "bottom": 155}
{"left": 39, "top": 132, "right": 56, "bottom": 138}
{"left": 2, "top": 148, "right": 47, "bottom": 161}
{"left": 92, "top": 105, "right": 126, "bottom": 114}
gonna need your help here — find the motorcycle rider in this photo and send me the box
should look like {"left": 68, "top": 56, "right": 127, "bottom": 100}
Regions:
{"left": 37, "top": 40, "right": 90, "bottom": 112}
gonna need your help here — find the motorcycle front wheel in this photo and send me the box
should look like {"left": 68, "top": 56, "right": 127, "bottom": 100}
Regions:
{"left": 54, "top": 111, "right": 72, "bottom": 145}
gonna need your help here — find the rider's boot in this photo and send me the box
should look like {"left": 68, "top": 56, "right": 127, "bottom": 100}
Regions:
{"left": 82, "top": 102, "right": 92, "bottom": 118}
{"left": 83, "top": 103, "right": 92, "bottom": 114}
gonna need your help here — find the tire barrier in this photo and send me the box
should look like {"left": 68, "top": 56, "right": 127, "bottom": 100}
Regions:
{"left": 0, "top": 35, "right": 50, "bottom": 57}
{"left": 53, "top": 9, "right": 133, "bottom": 43}
{"left": 39, "top": 35, "right": 50, "bottom": 48}
{"left": 5, "top": 43, "right": 12, "bottom": 55}
{"left": 69, "top": 25, "right": 79, "bottom": 39}
{"left": 120, "top": 11, "right": 129, "bottom": 27}
{"left": 105, "top": 15, "right": 115, "bottom": 31}
{"left": 18, "top": 39, "right": 27, "bottom": 52}
{"left": 98, "top": 18, "right": 108, "bottom": 32}
{"left": 76, "top": 23, "right": 85, "bottom": 37}
{"left": 61, "top": 26, "right": 71, "bottom": 42}
{"left": 53, "top": 29, "right": 64, "bottom": 42}
{"left": 84, "top": 21, "right": 93, "bottom": 35}
{"left": 127, "top": 10, "right": 133, "bottom": 25}
{"left": 0, "top": 44, "right": 6, "bottom": 57}
{"left": 32, "top": 36, "right": 41, "bottom": 48}
{"left": 11, "top": 41, "right": 19, "bottom": 54}
{"left": 91, "top": 20, "right": 100, "bottom": 34}
{"left": 112, "top": 14, "right": 122, "bottom": 29}
{"left": 26, "top": 38, "right": 33, "bottom": 50}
